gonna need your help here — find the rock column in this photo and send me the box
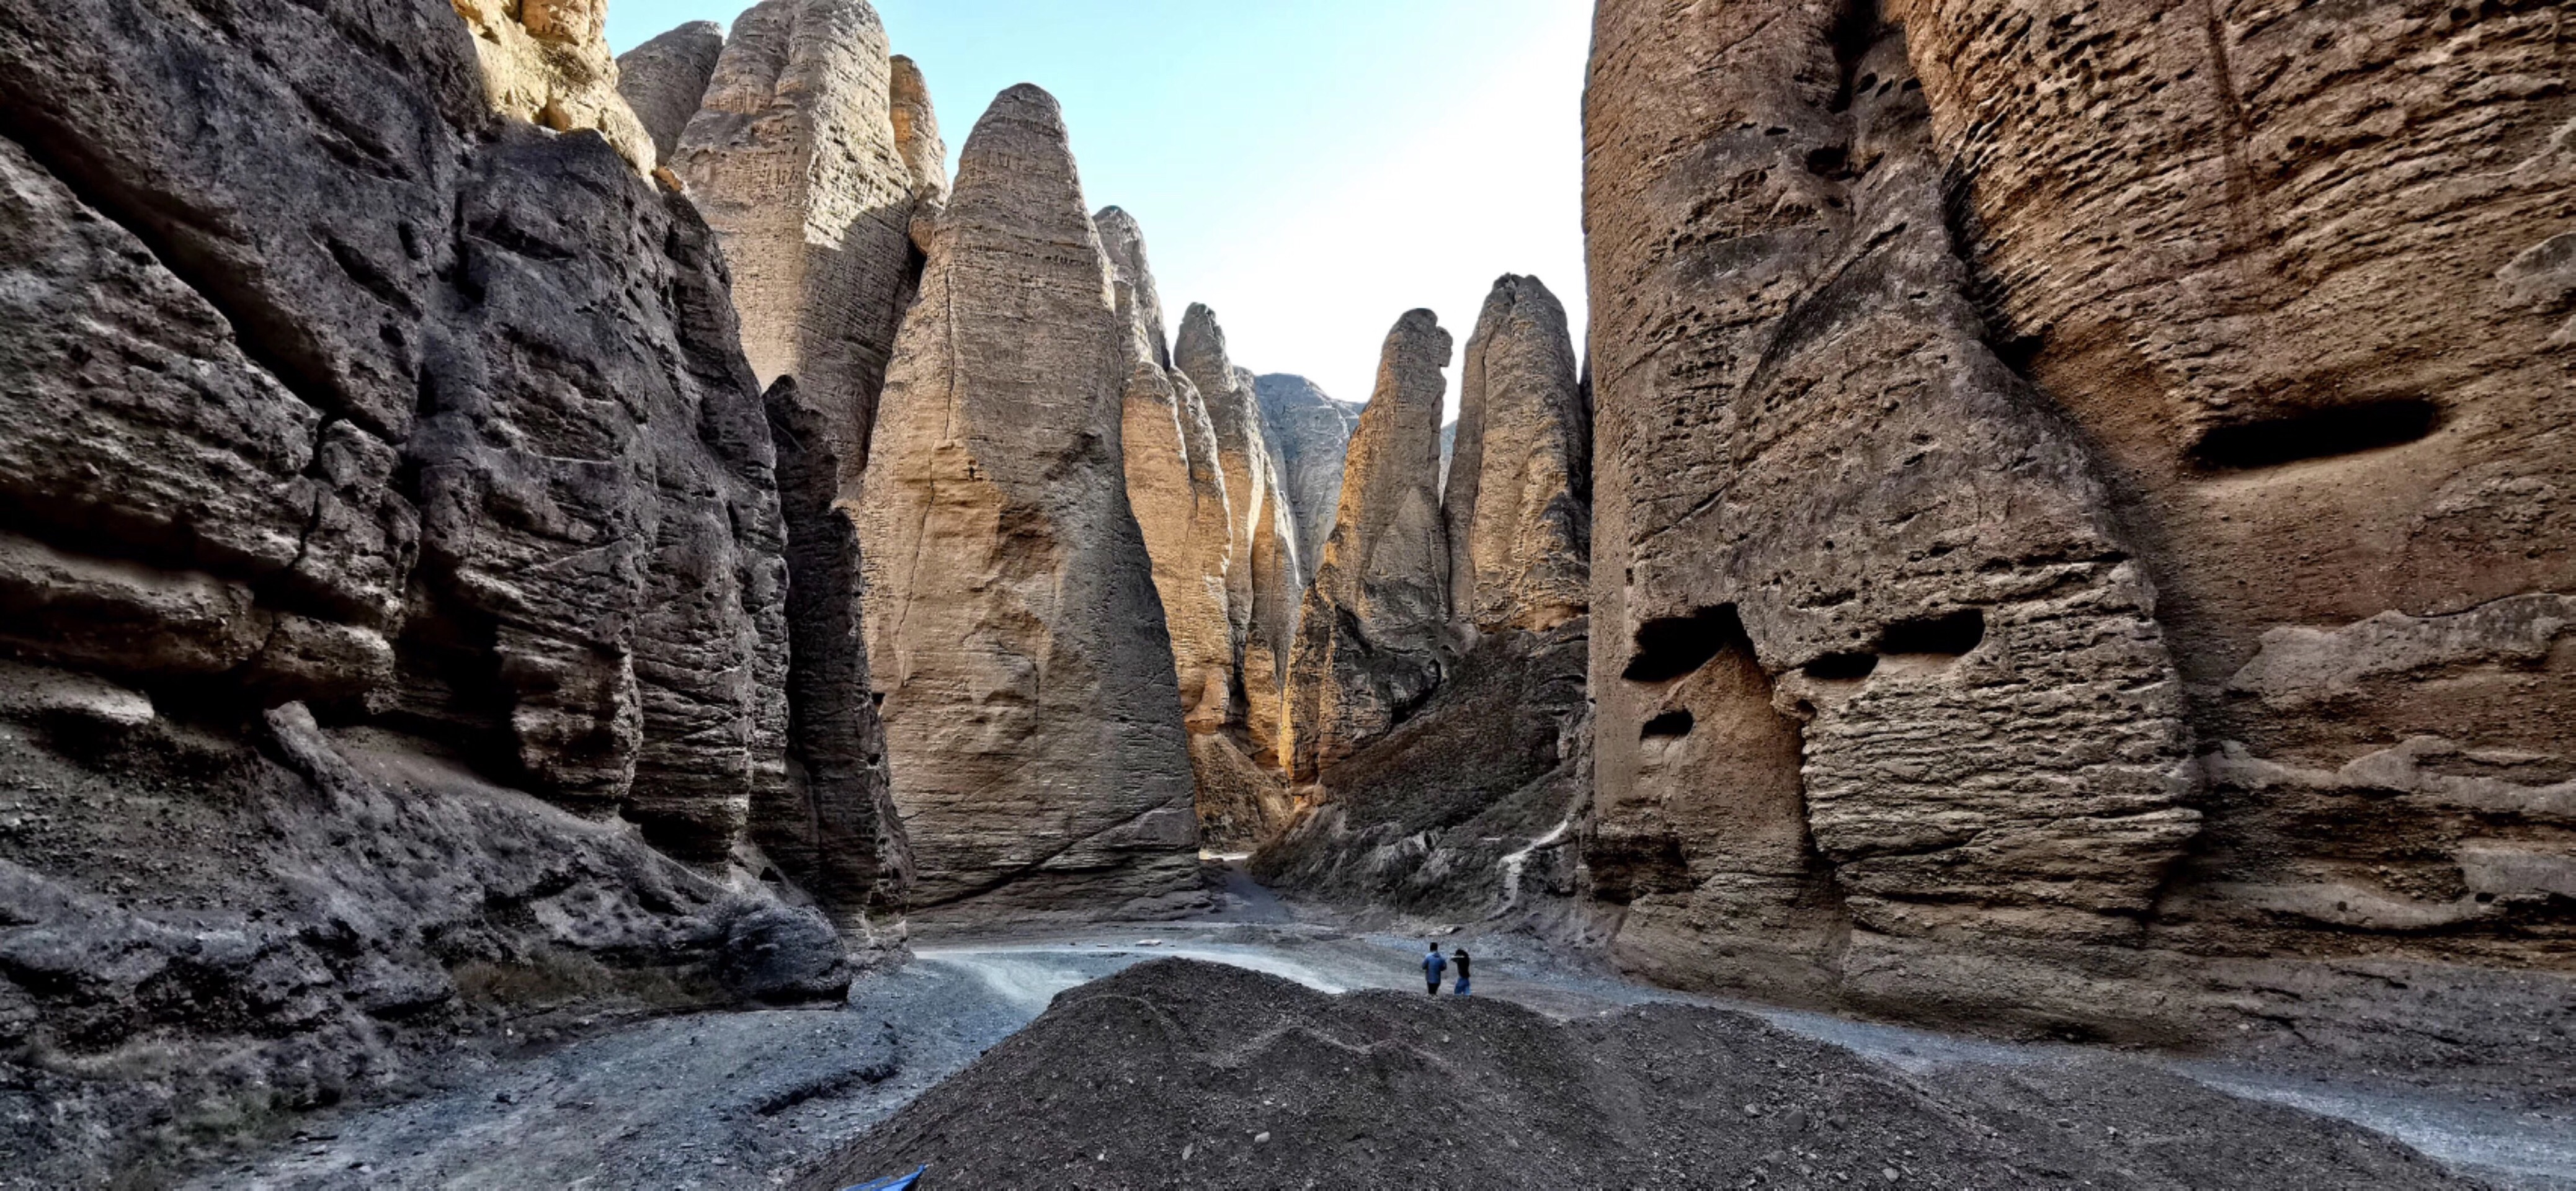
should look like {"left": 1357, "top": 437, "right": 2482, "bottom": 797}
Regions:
{"left": 1178, "top": 306, "right": 1307, "bottom": 772}
{"left": 1286, "top": 310, "right": 1454, "bottom": 778}
{"left": 856, "top": 84, "right": 1198, "bottom": 919}
{"left": 1444, "top": 274, "right": 1590, "bottom": 634}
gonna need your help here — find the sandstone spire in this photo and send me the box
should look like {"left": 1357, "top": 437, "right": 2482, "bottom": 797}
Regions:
{"left": 856, "top": 84, "right": 1198, "bottom": 919}
{"left": 1254, "top": 372, "right": 1358, "bottom": 584}
{"left": 1286, "top": 309, "right": 1453, "bottom": 778}
{"left": 888, "top": 55, "right": 947, "bottom": 199}
{"left": 452, "top": 0, "right": 659, "bottom": 173}
{"left": 1444, "top": 274, "right": 1589, "bottom": 633}
{"left": 671, "top": 0, "right": 944, "bottom": 477}
{"left": 1178, "top": 305, "right": 1306, "bottom": 767}
{"left": 616, "top": 21, "right": 724, "bottom": 162}
{"left": 1101, "top": 206, "right": 1234, "bottom": 729}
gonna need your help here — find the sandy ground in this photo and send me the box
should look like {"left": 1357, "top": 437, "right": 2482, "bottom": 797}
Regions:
{"left": 190, "top": 867, "right": 2576, "bottom": 1189}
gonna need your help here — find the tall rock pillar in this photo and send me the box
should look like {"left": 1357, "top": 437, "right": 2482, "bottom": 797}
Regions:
{"left": 1286, "top": 309, "right": 1454, "bottom": 779}
{"left": 1444, "top": 274, "right": 1590, "bottom": 634}
{"left": 856, "top": 84, "right": 1199, "bottom": 920}
{"left": 1178, "top": 306, "right": 1307, "bottom": 774}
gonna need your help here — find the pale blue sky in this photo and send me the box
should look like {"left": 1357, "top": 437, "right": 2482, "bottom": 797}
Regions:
{"left": 608, "top": 1, "right": 1591, "bottom": 417}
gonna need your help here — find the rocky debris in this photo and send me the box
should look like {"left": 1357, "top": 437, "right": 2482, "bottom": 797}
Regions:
{"left": 1103, "top": 208, "right": 1235, "bottom": 731}
{"left": 0, "top": 0, "right": 862, "bottom": 1177}
{"left": 1444, "top": 274, "right": 1589, "bottom": 633}
{"left": 1883, "top": 0, "right": 2576, "bottom": 961}
{"left": 1252, "top": 372, "right": 1358, "bottom": 584}
{"left": 672, "top": 0, "right": 944, "bottom": 477}
{"left": 450, "top": 0, "right": 658, "bottom": 172}
{"left": 1286, "top": 310, "right": 1455, "bottom": 778}
{"left": 797, "top": 958, "right": 2467, "bottom": 1190}
{"left": 615, "top": 20, "right": 724, "bottom": 162}
{"left": 855, "top": 84, "right": 1200, "bottom": 922}
{"left": 1254, "top": 622, "right": 1589, "bottom": 919}
{"left": 1583, "top": 0, "right": 2204, "bottom": 1022}
{"left": 1178, "top": 306, "right": 1307, "bottom": 773}
{"left": 0, "top": 700, "right": 851, "bottom": 1186}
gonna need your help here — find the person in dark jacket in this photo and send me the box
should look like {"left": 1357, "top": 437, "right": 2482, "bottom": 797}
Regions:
{"left": 1422, "top": 943, "right": 1446, "bottom": 994}
{"left": 1451, "top": 948, "right": 1472, "bottom": 996}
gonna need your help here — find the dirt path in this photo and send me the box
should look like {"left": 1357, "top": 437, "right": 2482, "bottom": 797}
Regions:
{"left": 194, "top": 896, "right": 2575, "bottom": 1189}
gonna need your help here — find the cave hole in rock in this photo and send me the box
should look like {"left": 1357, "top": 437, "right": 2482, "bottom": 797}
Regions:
{"left": 2188, "top": 398, "right": 2438, "bottom": 472}
{"left": 1641, "top": 709, "right": 1696, "bottom": 739}
{"left": 1623, "top": 605, "right": 1748, "bottom": 682}
{"left": 1876, "top": 607, "right": 1985, "bottom": 656}
{"left": 1803, "top": 651, "right": 1878, "bottom": 680}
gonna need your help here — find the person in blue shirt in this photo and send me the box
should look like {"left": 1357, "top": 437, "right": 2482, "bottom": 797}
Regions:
{"left": 1422, "top": 942, "right": 1446, "bottom": 994}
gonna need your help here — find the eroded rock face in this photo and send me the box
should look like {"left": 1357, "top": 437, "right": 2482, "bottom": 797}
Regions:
{"left": 1102, "top": 207, "right": 1234, "bottom": 731}
{"left": 1286, "top": 310, "right": 1455, "bottom": 778}
{"left": 450, "top": 0, "right": 657, "bottom": 172}
{"left": 615, "top": 20, "right": 724, "bottom": 161}
{"left": 1885, "top": 0, "right": 2576, "bottom": 964}
{"left": 1254, "top": 372, "right": 1358, "bottom": 582}
{"left": 1584, "top": 0, "right": 2199, "bottom": 1017}
{"left": 1179, "top": 306, "right": 1307, "bottom": 773}
{"left": 1582, "top": 0, "right": 2576, "bottom": 1032}
{"left": 1445, "top": 274, "right": 1589, "bottom": 633}
{"left": 0, "top": 0, "right": 851, "bottom": 1175}
{"left": 857, "top": 85, "right": 1200, "bottom": 921}
{"left": 671, "top": 0, "right": 944, "bottom": 477}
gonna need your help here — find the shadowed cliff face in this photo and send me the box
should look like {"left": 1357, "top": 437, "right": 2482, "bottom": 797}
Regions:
{"left": 615, "top": 20, "right": 723, "bottom": 161}
{"left": 0, "top": 0, "right": 855, "bottom": 1178}
{"left": 855, "top": 84, "right": 1201, "bottom": 922}
{"left": 1583, "top": 0, "right": 2576, "bottom": 1033}
{"left": 657, "top": 0, "right": 942, "bottom": 924}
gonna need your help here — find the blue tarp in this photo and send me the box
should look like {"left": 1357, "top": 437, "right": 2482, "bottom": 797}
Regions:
{"left": 842, "top": 1164, "right": 927, "bottom": 1191}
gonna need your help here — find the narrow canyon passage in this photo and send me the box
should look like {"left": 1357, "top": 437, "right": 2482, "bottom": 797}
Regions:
{"left": 195, "top": 877, "right": 2576, "bottom": 1189}
{"left": 0, "top": 0, "right": 2567, "bottom": 1184}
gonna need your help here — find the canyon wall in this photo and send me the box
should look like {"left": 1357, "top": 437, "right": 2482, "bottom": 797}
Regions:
{"left": 649, "top": 0, "right": 943, "bottom": 923}
{"left": 1254, "top": 372, "right": 1358, "bottom": 584}
{"left": 1582, "top": 0, "right": 2574, "bottom": 1035}
{"left": 856, "top": 85, "right": 1201, "bottom": 921}
{"left": 0, "top": 0, "right": 855, "bottom": 1178}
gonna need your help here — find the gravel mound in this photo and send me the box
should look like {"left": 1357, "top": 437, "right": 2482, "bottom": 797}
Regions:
{"left": 798, "top": 958, "right": 2469, "bottom": 1189}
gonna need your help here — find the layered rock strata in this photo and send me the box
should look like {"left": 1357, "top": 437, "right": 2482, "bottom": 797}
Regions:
{"left": 0, "top": 0, "right": 852, "bottom": 1176}
{"left": 1286, "top": 310, "right": 1456, "bottom": 778}
{"left": 856, "top": 85, "right": 1200, "bottom": 919}
{"left": 1179, "top": 306, "right": 1308, "bottom": 775}
{"left": 670, "top": 0, "right": 946, "bottom": 477}
{"left": 615, "top": 20, "right": 725, "bottom": 161}
{"left": 1444, "top": 274, "right": 1590, "bottom": 633}
{"left": 1884, "top": 0, "right": 2576, "bottom": 966}
{"left": 1580, "top": 0, "right": 2576, "bottom": 1042}
{"left": 1253, "top": 372, "right": 1359, "bottom": 582}
{"left": 1587, "top": 0, "right": 2200, "bottom": 1015}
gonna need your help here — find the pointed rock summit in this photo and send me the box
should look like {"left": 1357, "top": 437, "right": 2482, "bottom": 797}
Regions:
{"left": 1445, "top": 274, "right": 1590, "bottom": 633}
{"left": 615, "top": 20, "right": 724, "bottom": 161}
{"left": 672, "top": 0, "right": 945, "bottom": 475}
{"left": 1287, "top": 309, "right": 1455, "bottom": 778}
{"left": 857, "top": 84, "right": 1198, "bottom": 919}
{"left": 1179, "top": 305, "right": 1306, "bottom": 770}
{"left": 1255, "top": 373, "right": 1359, "bottom": 583}
{"left": 1102, "top": 207, "right": 1234, "bottom": 730}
